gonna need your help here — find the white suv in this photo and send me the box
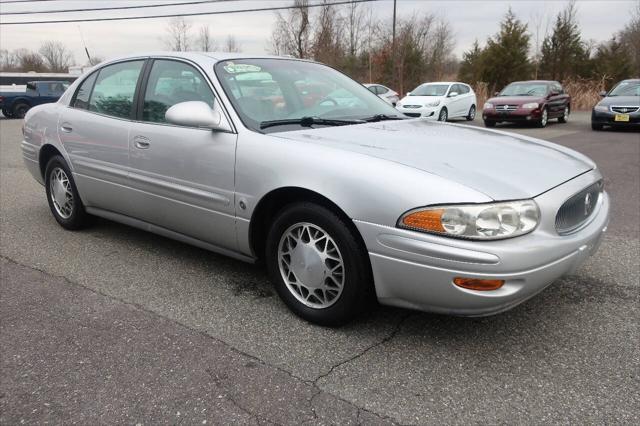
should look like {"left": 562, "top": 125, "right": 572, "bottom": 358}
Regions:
{"left": 396, "top": 82, "right": 477, "bottom": 122}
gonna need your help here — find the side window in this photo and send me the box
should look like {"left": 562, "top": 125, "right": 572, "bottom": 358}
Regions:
{"left": 459, "top": 85, "right": 470, "bottom": 94}
{"left": 377, "top": 86, "right": 388, "bottom": 95}
{"left": 142, "top": 60, "right": 215, "bottom": 124}
{"left": 450, "top": 84, "right": 461, "bottom": 95}
{"left": 73, "top": 73, "right": 98, "bottom": 110}
{"left": 366, "top": 85, "right": 377, "bottom": 94}
{"left": 88, "top": 60, "right": 144, "bottom": 119}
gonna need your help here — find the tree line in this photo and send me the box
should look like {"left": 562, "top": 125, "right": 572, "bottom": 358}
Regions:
{"left": 0, "top": 41, "right": 92, "bottom": 73}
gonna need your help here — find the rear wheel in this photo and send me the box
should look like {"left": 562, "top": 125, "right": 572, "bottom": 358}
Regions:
{"left": 484, "top": 120, "right": 496, "bottom": 128}
{"left": 438, "top": 107, "right": 448, "bottom": 122}
{"left": 12, "top": 102, "right": 30, "bottom": 119}
{"left": 45, "top": 155, "right": 90, "bottom": 230}
{"left": 558, "top": 106, "right": 569, "bottom": 123}
{"left": 265, "top": 202, "right": 371, "bottom": 326}
{"left": 2, "top": 108, "right": 13, "bottom": 118}
{"left": 466, "top": 105, "right": 476, "bottom": 121}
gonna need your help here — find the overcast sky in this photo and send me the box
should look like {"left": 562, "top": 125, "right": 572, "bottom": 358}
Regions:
{"left": 0, "top": 0, "right": 635, "bottom": 65}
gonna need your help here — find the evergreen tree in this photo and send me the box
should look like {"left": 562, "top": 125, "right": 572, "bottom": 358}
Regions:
{"left": 481, "top": 9, "right": 531, "bottom": 91}
{"left": 458, "top": 39, "right": 484, "bottom": 83}
{"left": 539, "top": 2, "right": 590, "bottom": 80}
{"left": 592, "top": 37, "right": 634, "bottom": 86}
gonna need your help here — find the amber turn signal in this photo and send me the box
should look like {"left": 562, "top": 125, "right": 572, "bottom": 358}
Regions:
{"left": 453, "top": 277, "right": 505, "bottom": 291}
{"left": 401, "top": 209, "right": 445, "bottom": 233}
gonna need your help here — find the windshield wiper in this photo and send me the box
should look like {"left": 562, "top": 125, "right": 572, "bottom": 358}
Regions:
{"left": 363, "top": 114, "right": 405, "bottom": 122}
{"left": 260, "top": 116, "right": 364, "bottom": 130}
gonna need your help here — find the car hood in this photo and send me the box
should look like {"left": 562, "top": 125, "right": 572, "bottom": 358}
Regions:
{"left": 271, "top": 120, "right": 594, "bottom": 200}
{"left": 399, "top": 95, "right": 444, "bottom": 105}
{"left": 487, "top": 96, "right": 545, "bottom": 104}
{"left": 597, "top": 95, "right": 640, "bottom": 107}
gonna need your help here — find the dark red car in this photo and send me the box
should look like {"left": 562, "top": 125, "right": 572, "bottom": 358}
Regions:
{"left": 482, "top": 80, "right": 571, "bottom": 128}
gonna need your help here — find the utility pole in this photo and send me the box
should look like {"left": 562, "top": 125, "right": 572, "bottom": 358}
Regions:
{"left": 391, "top": 0, "right": 397, "bottom": 92}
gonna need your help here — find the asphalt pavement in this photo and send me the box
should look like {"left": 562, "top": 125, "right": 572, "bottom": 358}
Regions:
{"left": 1, "top": 111, "right": 639, "bottom": 424}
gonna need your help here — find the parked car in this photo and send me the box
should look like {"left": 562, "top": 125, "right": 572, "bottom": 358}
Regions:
{"left": 395, "top": 82, "right": 476, "bottom": 121}
{"left": 591, "top": 79, "right": 640, "bottom": 130}
{"left": 363, "top": 83, "right": 399, "bottom": 106}
{"left": 0, "top": 80, "right": 69, "bottom": 118}
{"left": 483, "top": 80, "right": 570, "bottom": 128}
{"left": 22, "top": 53, "right": 609, "bottom": 326}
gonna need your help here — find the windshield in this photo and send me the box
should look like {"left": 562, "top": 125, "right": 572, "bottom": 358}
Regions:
{"left": 609, "top": 81, "right": 640, "bottom": 97}
{"left": 499, "top": 83, "right": 548, "bottom": 97}
{"left": 214, "top": 59, "right": 400, "bottom": 133}
{"left": 410, "top": 84, "right": 449, "bottom": 96}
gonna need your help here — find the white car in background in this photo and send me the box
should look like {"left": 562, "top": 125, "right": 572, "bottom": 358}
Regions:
{"left": 363, "top": 83, "right": 399, "bottom": 106}
{"left": 396, "top": 82, "right": 476, "bottom": 121}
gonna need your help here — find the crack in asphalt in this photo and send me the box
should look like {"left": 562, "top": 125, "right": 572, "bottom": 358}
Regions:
{"left": 0, "top": 254, "right": 399, "bottom": 425}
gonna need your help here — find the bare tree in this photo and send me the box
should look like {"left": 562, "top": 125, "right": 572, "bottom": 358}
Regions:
{"left": 0, "top": 49, "right": 20, "bottom": 71}
{"left": 426, "top": 19, "right": 455, "bottom": 80}
{"left": 344, "top": 1, "right": 367, "bottom": 57}
{"left": 14, "top": 49, "right": 47, "bottom": 72}
{"left": 39, "top": 41, "right": 73, "bottom": 72}
{"left": 530, "top": 10, "right": 551, "bottom": 79}
{"left": 88, "top": 56, "right": 104, "bottom": 66}
{"left": 269, "top": 0, "right": 311, "bottom": 58}
{"left": 223, "top": 35, "right": 241, "bottom": 53}
{"left": 164, "top": 17, "right": 192, "bottom": 51}
{"left": 198, "top": 25, "right": 217, "bottom": 51}
{"left": 311, "top": 1, "right": 343, "bottom": 65}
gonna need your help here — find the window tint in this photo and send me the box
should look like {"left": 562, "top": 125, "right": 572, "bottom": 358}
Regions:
{"left": 459, "top": 84, "right": 470, "bottom": 94}
{"left": 142, "top": 60, "right": 215, "bottom": 124}
{"left": 377, "top": 85, "right": 388, "bottom": 95}
{"left": 73, "top": 72, "right": 98, "bottom": 110}
{"left": 88, "top": 60, "right": 144, "bottom": 119}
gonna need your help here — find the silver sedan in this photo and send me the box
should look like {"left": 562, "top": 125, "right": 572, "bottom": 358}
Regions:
{"left": 22, "top": 53, "right": 609, "bottom": 326}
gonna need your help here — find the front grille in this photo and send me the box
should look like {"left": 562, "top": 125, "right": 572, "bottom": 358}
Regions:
{"left": 555, "top": 181, "right": 603, "bottom": 235}
{"left": 403, "top": 112, "right": 421, "bottom": 118}
{"left": 611, "top": 106, "right": 639, "bottom": 114}
{"left": 403, "top": 105, "right": 422, "bottom": 109}
{"left": 495, "top": 104, "right": 519, "bottom": 111}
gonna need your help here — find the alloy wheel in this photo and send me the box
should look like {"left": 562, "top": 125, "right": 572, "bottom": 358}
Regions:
{"left": 439, "top": 108, "right": 448, "bottom": 122}
{"left": 277, "top": 222, "right": 345, "bottom": 309}
{"left": 49, "top": 167, "right": 74, "bottom": 219}
{"left": 541, "top": 108, "right": 548, "bottom": 127}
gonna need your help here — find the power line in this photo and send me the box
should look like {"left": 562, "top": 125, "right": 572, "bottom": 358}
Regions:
{"left": 0, "top": 0, "right": 63, "bottom": 3}
{"left": 1, "top": 0, "right": 236, "bottom": 16}
{"left": 1, "top": 0, "right": 377, "bottom": 25}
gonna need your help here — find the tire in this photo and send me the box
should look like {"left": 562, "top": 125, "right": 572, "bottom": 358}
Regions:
{"left": 44, "top": 155, "right": 90, "bottom": 230}
{"left": 2, "top": 108, "right": 13, "bottom": 118}
{"left": 536, "top": 107, "right": 548, "bottom": 128}
{"left": 265, "top": 202, "right": 372, "bottom": 326}
{"left": 466, "top": 105, "right": 476, "bottom": 121}
{"left": 12, "top": 102, "right": 30, "bottom": 119}
{"left": 438, "top": 107, "right": 448, "bottom": 122}
{"left": 558, "top": 106, "right": 569, "bottom": 123}
{"left": 484, "top": 120, "right": 496, "bottom": 128}
{"left": 591, "top": 122, "right": 603, "bottom": 131}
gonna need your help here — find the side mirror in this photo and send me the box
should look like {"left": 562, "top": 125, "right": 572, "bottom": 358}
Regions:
{"left": 406, "top": 92, "right": 411, "bottom": 96}
{"left": 448, "top": 92, "right": 459, "bottom": 97}
{"left": 599, "top": 90, "right": 607, "bottom": 97}
{"left": 165, "top": 101, "right": 223, "bottom": 130}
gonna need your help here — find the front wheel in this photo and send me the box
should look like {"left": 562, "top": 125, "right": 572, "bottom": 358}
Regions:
{"left": 536, "top": 107, "right": 548, "bottom": 128}
{"left": 45, "top": 155, "right": 90, "bottom": 230}
{"left": 484, "top": 120, "right": 496, "bottom": 128}
{"left": 265, "top": 202, "right": 372, "bottom": 326}
{"left": 438, "top": 107, "right": 448, "bottom": 122}
{"left": 591, "top": 122, "right": 603, "bottom": 131}
{"left": 12, "top": 102, "right": 30, "bottom": 119}
{"left": 466, "top": 105, "right": 476, "bottom": 121}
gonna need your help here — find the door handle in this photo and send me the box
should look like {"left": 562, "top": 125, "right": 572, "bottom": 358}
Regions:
{"left": 133, "top": 136, "right": 150, "bottom": 149}
{"left": 60, "top": 124, "right": 73, "bottom": 133}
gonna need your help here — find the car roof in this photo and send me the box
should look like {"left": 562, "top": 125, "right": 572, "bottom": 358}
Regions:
{"left": 620, "top": 79, "right": 640, "bottom": 83}
{"left": 509, "top": 80, "right": 555, "bottom": 84}
{"left": 418, "top": 82, "right": 469, "bottom": 86}
{"left": 97, "top": 51, "right": 313, "bottom": 66}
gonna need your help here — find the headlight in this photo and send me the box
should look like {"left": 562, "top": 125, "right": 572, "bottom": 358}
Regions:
{"left": 594, "top": 105, "right": 609, "bottom": 112}
{"left": 425, "top": 100, "right": 440, "bottom": 107}
{"left": 398, "top": 200, "right": 540, "bottom": 240}
{"left": 483, "top": 102, "right": 493, "bottom": 109}
{"left": 522, "top": 102, "right": 539, "bottom": 109}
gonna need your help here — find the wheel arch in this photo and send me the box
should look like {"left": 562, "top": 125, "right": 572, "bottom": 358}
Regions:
{"left": 39, "top": 144, "right": 63, "bottom": 179}
{"left": 248, "top": 186, "right": 368, "bottom": 262}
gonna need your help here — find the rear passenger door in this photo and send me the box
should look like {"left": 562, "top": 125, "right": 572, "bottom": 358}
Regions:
{"left": 59, "top": 59, "right": 145, "bottom": 214}
{"left": 126, "top": 58, "right": 238, "bottom": 250}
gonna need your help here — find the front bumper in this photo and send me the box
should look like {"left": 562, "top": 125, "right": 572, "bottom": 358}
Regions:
{"left": 483, "top": 108, "right": 542, "bottom": 122}
{"left": 396, "top": 105, "right": 439, "bottom": 120}
{"left": 592, "top": 110, "right": 640, "bottom": 127}
{"left": 355, "top": 170, "right": 610, "bottom": 316}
